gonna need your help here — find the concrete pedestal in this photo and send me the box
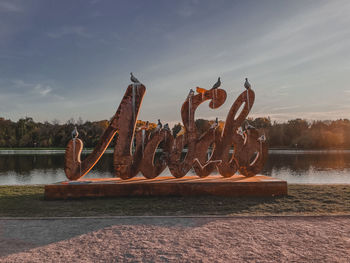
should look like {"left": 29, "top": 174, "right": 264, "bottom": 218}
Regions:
{"left": 44, "top": 175, "right": 287, "bottom": 200}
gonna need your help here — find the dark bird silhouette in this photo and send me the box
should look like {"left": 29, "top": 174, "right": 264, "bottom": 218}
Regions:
{"left": 72, "top": 126, "right": 79, "bottom": 139}
{"left": 156, "top": 119, "right": 162, "bottom": 130}
{"left": 188, "top": 88, "right": 195, "bottom": 97}
{"left": 130, "top": 72, "right": 140, "bottom": 84}
{"left": 196, "top": 77, "right": 221, "bottom": 94}
{"left": 164, "top": 123, "right": 170, "bottom": 131}
{"left": 211, "top": 77, "right": 221, "bottom": 89}
{"left": 244, "top": 122, "right": 255, "bottom": 131}
{"left": 211, "top": 117, "right": 219, "bottom": 129}
{"left": 244, "top": 78, "right": 251, "bottom": 90}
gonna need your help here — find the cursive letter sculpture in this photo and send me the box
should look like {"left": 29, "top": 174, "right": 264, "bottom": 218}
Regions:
{"left": 64, "top": 78, "right": 267, "bottom": 180}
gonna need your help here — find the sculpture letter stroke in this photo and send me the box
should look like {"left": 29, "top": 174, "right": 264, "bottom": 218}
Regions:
{"left": 64, "top": 79, "right": 267, "bottom": 180}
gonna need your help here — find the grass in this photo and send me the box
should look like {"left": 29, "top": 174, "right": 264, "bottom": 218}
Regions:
{"left": 0, "top": 185, "right": 350, "bottom": 217}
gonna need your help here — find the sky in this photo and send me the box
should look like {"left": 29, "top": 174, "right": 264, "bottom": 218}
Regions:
{"left": 1, "top": 0, "right": 350, "bottom": 125}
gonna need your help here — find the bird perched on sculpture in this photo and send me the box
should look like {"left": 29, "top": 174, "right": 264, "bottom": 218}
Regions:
{"left": 196, "top": 77, "right": 221, "bottom": 94}
{"left": 244, "top": 78, "right": 251, "bottom": 90}
{"left": 244, "top": 121, "right": 255, "bottom": 131}
{"left": 156, "top": 119, "right": 162, "bottom": 131}
{"left": 211, "top": 77, "right": 221, "bottom": 90}
{"left": 164, "top": 123, "right": 170, "bottom": 131}
{"left": 130, "top": 72, "right": 140, "bottom": 84}
{"left": 210, "top": 117, "right": 219, "bottom": 129}
{"left": 72, "top": 126, "right": 79, "bottom": 139}
{"left": 188, "top": 88, "right": 195, "bottom": 97}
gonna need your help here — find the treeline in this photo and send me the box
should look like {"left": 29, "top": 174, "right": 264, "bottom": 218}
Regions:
{"left": 0, "top": 117, "right": 109, "bottom": 148}
{"left": 263, "top": 118, "right": 350, "bottom": 149}
{"left": 0, "top": 117, "right": 350, "bottom": 149}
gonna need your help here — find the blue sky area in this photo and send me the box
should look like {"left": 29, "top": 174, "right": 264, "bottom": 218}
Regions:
{"left": 1, "top": 0, "right": 350, "bottom": 125}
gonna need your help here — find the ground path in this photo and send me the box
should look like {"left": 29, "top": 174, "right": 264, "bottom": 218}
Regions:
{"left": 0, "top": 216, "right": 349, "bottom": 262}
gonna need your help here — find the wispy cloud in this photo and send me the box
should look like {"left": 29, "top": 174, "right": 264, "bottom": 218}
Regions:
{"left": 268, "top": 105, "right": 301, "bottom": 113}
{"left": 0, "top": 78, "right": 66, "bottom": 121}
{"left": 176, "top": 0, "right": 199, "bottom": 17}
{"left": 0, "top": 1, "right": 22, "bottom": 12}
{"left": 176, "top": 8, "right": 194, "bottom": 18}
{"left": 34, "top": 84, "right": 52, "bottom": 96}
{"left": 11, "top": 79, "right": 59, "bottom": 98}
{"left": 251, "top": 109, "right": 350, "bottom": 123}
{"left": 47, "top": 26, "right": 92, "bottom": 39}
{"left": 1, "top": 1, "right": 350, "bottom": 122}
{"left": 12, "top": 79, "right": 32, "bottom": 88}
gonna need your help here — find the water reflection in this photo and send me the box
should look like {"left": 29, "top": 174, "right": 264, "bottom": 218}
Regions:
{"left": 0, "top": 150, "right": 350, "bottom": 185}
{"left": 263, "top": 150, "right": 350, "bottom": 184}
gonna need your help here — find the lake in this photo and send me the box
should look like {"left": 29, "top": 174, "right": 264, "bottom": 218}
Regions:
{"left": 0, "top": 150, "right": 350, "bottom": 185}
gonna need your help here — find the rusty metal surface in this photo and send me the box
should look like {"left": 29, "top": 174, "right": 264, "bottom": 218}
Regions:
{"left": 45, "top": 175, "right": 287, "bottom": 199}
{"left": 64, "top": 81, "right": 267, "bottom": 180}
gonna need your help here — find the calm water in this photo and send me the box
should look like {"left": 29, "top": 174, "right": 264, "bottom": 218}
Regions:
{"left": 0, "top": 150, "right": 350, "bottom": 185}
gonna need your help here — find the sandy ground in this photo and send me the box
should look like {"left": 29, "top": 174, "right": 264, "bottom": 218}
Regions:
{"left": 0, "top": 216, "right": 349, "bottom": 263}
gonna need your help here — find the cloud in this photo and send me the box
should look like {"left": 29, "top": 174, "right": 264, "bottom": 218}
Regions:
{"left": 10, "top": 79, "right": 58, "bottom": 98}
{"left": 34, "top": 84, "right": 52, "bottom": 96}
{"left": 176, "top": 0, "right": 199, "bottom": 17}
{"left": 0, "top": 1, "right": 22, "bottom": 12}
{"left": 176, "top": 8, "right": 193, "bottom": 18}
{"left": 143, "top": 1, "right": 350, "bottom": 122}
{"left": 0, "top": 78, "right": 66, "bottom": 121}
{"left": 267, "top": 105, "right": 301, "bottom": 113}
{"left": 47, "top": 26, "right": 92, "bottom": 39}
{"left": 12, "top": 79, "right": 32, "bottom": 88}
{"left": 251, "top": 108, "right": 350, "bottom": 122}
{"left": 1, "top": 1, "right": 350, "bottom": 123}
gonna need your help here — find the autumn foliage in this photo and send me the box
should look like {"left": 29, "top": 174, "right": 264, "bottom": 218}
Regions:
{"left": 1, "top": 116, "right": 350, "bottom": 149}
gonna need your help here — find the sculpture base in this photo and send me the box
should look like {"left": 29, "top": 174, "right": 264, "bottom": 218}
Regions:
{"left": 44, "top": 175, "right": 287, "bottom": 200}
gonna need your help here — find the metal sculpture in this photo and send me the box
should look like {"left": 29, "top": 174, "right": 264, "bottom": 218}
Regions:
{"left": 64, "top": 76, "right": 267, "bottom": 180}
